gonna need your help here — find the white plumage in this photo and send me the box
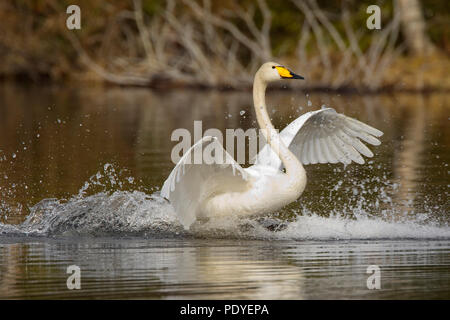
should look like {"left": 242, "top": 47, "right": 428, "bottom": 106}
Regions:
{"left": 161, "top": 136, "right": 249, "bottom": 228}
{"left": 162, "top": 62, "right": 383, "bottom": 229}
{"left": 255, "top": 107, "right": 383, "bottom": 169}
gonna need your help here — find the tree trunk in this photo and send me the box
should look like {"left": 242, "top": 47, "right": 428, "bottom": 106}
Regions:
{"left": 396, "top": 0, "right": 435, "bottom": 55}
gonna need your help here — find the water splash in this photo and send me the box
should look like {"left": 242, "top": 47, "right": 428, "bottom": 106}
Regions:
{"left": 3, "top": 191, "right": 182, "bottom": 237}
{"left": 0, "top": 163, "right": 448, "bottom": 239}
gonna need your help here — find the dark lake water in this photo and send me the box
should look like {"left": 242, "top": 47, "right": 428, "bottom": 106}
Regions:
{"left": 0, "top": 83, "right": 449, "bottom": 299}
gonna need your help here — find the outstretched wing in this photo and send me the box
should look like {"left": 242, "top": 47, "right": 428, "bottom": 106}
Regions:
{"left": 161, "top": 136, "right": 249, "bottom": 229}
{"left": 255, "top": 108, "right": 383, "bottom": 169}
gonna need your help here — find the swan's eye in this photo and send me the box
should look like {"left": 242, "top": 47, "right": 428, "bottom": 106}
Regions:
{"left": 272, "top": 66, "right": 275, "bottom": 69}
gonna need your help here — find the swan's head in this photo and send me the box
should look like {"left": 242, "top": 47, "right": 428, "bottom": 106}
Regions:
{"left": 257, "top": 62, "right": 304, "bottom": 83}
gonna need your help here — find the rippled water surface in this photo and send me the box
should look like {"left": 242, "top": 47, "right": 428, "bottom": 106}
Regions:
{"left": 0, "top": 83, "right": 449, "bottom": 299}
{"left": 1, "top": 238, "right": 448, "bottom": 299}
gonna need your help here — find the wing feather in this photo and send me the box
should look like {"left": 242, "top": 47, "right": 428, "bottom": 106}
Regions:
{"left": 300, "top": 126, "right": 314, "bottom": 164}
{"left": 341, "top": 126, "right": 374, "bottom": 157}
{"left": 161, "top": 136, "right": 249, "bottom": 229}
{"left": 345, "top": 116, "right": 383, "bottom": 137}
{"left": 308, "top": 136, "right": 316, "bottom": 164}
{"left": 319, "top": 132, "right": 336, "bottom": 163}
{"left": 254, "top": 107, "right": 383, "bottom": 169}
{"left": 335, "top": 129, "right": 365, "bottom": 164}
{"left": 329, "top": 133, "right": 351, "bottom": 164}
{"left": 315, "top": 129, "right": 325, "bottom": 164}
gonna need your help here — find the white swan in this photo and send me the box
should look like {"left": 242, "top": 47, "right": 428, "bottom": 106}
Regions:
{"left": 161, "top": 62, "right": 383, "bottom": 229}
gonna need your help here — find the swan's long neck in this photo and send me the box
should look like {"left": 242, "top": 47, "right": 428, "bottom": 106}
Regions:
{"left": 253, "top": 73, "right": 305, "bottom": 181}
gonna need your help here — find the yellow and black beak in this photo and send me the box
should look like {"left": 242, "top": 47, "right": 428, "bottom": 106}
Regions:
{"left": 275, "top": 66, "right": 304, "bottom": 80}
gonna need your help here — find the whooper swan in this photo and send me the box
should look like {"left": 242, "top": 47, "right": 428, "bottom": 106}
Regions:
{"left": 161, "top": 62, "right": 383, "bottom": 229}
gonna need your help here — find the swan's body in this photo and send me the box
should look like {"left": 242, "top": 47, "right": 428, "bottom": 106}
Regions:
{"left": 161, "top": 62, "right": 383, "bottom": 229}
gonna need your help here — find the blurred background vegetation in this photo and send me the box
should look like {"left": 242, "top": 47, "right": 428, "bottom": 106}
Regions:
{"left": 0, "top": 0, "right": 449, "bottom": 91}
